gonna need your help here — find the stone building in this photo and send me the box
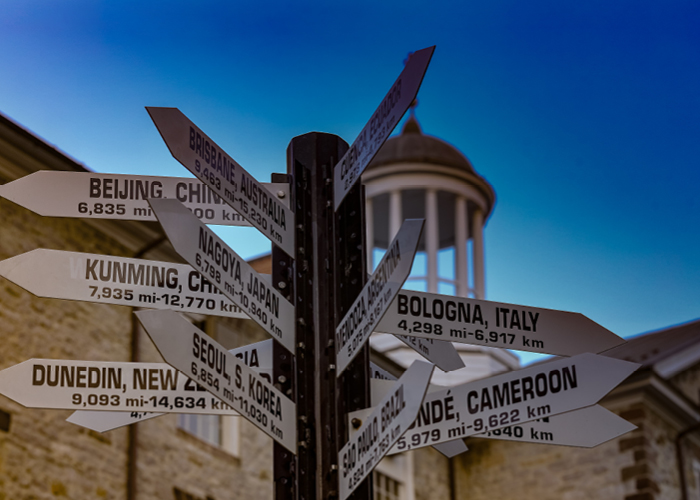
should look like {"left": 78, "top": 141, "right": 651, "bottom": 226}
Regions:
{"left": 1, "top": 108, "right": 700, "bottom": 500}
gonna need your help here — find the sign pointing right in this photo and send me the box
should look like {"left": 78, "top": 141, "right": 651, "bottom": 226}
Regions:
{"left": 375, "top": 289, "right": 625, "bottom": 356}
{"left": 335, "top": 219, "right": 424, "bottom": 376}
{"left": 350, "top": 353, "right": 639, "bottom": 454}
{"left": 474, "top": 404, "right": 637, "bottom": 448}
{"left": 333, "top": 47, "right": 435, "bottom": 209}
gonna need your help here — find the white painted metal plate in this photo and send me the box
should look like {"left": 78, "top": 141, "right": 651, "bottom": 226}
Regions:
{"left": 0, "top": 359, "right": 246, "bottom": 415}
{"left": 147, "top": 107, "right": 295, "bottom": 256}
{"left": 333, "top": 46, "right": 435, "bottom": 209}
{"left": 0, "top": 171, "right": 288, "bottom": 226}
{"left": 136, "top": 309, "right": 296, "bottom": 452}
{"left": 67, "top": 339, "right": 273, "bottom": 432}
{"left": 149, "top": 198, "right": 295, "bottom": 352}
{"left": 339, "top": 360, "right": 434, "bottom": 500}
{"left": 394, "top": 334, "right": 465, "bottom": 372}
{"left": 67, "top": 410, "right": 164, "bottom": 432}
{"left": 376, "top": 290, "right": 625, "bottom": 355}
{"left": 474, "top": 404, "right": 636, "bottom": 448}
{"left": 0, "top": 249, "right": 250, "bottom": 319}
{"left": 336, "top": 219, "right": 424, "bottom": 375}
{"left": 349, "top": 353, "right": 639, "bottom": 454}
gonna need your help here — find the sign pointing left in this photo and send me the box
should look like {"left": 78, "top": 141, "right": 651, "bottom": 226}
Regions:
{"left": 0, "top": 359, "right": 242, "bottom": 415}
{"left": 149, "top": 198, "right": 295, "bottom": 352}
{"left": 147, "top": 107, "right": 296, "bottom": 257}
{"left": 136, "top": 309, "right": 297, "bottom": 452}
{"left": 0, "top": 171, "right": 288, "bottom": 226}
{"left": 67, "top": 339, "right": 274, "bottom": 433}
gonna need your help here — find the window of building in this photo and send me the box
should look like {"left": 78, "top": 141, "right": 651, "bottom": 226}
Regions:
{"left": 373, "top": 453, "right": 414, "bottom": 500}
{"left": 374, "top": 471, "right": 401, "bottom": 500}
{"left": 693, "top": 459, "right": 700, "bottom": 500}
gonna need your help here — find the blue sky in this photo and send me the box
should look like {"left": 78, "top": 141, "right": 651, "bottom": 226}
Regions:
{"left": 1, "top": 1, "right": 698, "bottom": 364}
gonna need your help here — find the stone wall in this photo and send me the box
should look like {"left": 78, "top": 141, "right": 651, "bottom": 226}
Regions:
{"left": 0, "top": 194, "right": 133, "bottom": 499}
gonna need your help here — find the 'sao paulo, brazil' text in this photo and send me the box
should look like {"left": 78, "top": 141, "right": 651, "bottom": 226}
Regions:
{"left": 342, "top": 384, "right": 406, "bottom": 490}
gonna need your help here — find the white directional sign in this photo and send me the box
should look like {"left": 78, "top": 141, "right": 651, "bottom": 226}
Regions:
{"left": 0, "top": 171, "right": 288, "bottom": 226}
{"left": 149, "top": 198, "right": 295, "bottom": 352}
{"left": 336, "top": 219, "right": 424, "bottom": 375}
{"left": 474, "top": 405, "right": 636, "bottom": 448}
{"left": 0, "top": 249, "right": 249, "bottom": 319}
{"left": 0, "top": 359, "right": 246, "bottom": 415}
{"left": 147, "top": 107, "right": 295, "bottom": 256}
{"left": 136, "top": 309, "right": 296, "bottom": 452}
{"left": 394, "top": 334, "right": 465, "bottom": 372}
{"left": 339, "top": 360, "right": 434, "bottom": 500}
{"left": 67, "top": 339, "right": 273, "bottom": 433}
{"left": 368, "top": 371, "right": 469, "bottom": 458}
{"left": 67, "top": 409, "right": 163, "bottom": 432}
{"left": 376, "top": 290, "right": 625, "bottom": 355}
{"left": 333, "top": 46, "right": 435, "bottom": 209}
{"left": 349, "top": 353, "right": 639, "bottom": 454}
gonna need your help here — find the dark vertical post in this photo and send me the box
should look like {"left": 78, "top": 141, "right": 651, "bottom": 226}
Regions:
{"left": 335, "top": 182, "right": 373, "bottom": 500}
{"left": 272, "top": 133, "right": 371, "bottom": 500}
{"left": 272, "top": 173, "right": 296, "bottom": 500}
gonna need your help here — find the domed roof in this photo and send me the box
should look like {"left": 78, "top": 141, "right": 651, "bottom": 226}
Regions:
{"left": 366, "top": 114, "right": 477, "bottom": 174}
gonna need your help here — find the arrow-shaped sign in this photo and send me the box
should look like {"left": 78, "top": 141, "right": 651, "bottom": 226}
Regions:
{"left": 0, "top": 359, "right": 243, "bottom": 415}
{"left": 147, "top": 107, "right": 295, "bottom": 257}
{"left": 0, "top": 249, "right": 249, "bottom": 319}
{"left": 336, "top": 219, "right": 424, "bottom": 375}
{"left": 393, "top": 334, "right": 465, "bottom": 372}
{"left": 368, "top": 368, "right": 468, "bottom": 458}
{"left": 474, "top": 404, "right": 636, "bottom": 448}
{"left": 0, "top": 171, "right": 288, "bottom": 226}
{"left": 339, "top": 360, "right": 434, "bottom": 500}
{"left": 148, "top": 198, "right": 295, "bottom": 352}
{"left": 135, "top": 309, "right": 296, "bottom": 452}
{"left": 333, "top": 46, "right": 435, "bottom": 209}
{"left": 67, "top": 339, "right": 273, "bottom": 433}
{"left": 376, "top": 290, "right": 625, "bottom": 355}
{"left": 350, "top": 353, "right": 639, "bottom": 454}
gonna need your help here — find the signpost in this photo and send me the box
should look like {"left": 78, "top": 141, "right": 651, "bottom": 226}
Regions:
{"left": 0, "top": 249, "right": 249, "bottom": 319}
{"left": 349, "top": 353, "right": 639, "bottom": 454}
{"left": 335, "top": 218, "right": 424, "bottom": 375}
{"left": 135, "top": 308, "right": 296, "bottom": 452}
{"left": 148, "top": 198, "right": 295, "bottom": 352}
{"left": 0, "top": 171, "right": 288, "bottom": 226}
{"left": 0, "top": 46, "right": 643, "bottom": 500}
{"left": 376, "top": 289, "right": 625, "bottom": 356}
{"left": 339, "top": 360, "right": 434, "bottom": 500}
{"left": 147, "top": 107, "right": 296, "bottom": 257}
{"left": 333, "top": 46, "right": 435, "bottom": 209}
{"left": 474, "top": 404, "right": 637, "bottom": 448}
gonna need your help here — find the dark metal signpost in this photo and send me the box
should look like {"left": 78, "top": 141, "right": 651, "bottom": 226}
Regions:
{"left": 0, "top": 45, "right": 641, "bottom": 500}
